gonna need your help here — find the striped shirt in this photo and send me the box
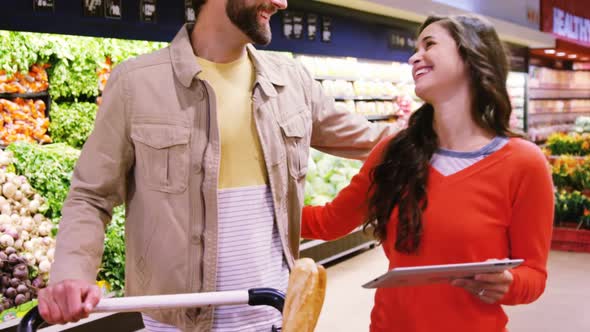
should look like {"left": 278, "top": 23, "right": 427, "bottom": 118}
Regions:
{"left": 143, "top": 185, "right": 289, "bottom": 332}
{"left": 431, "top": 137, "right": 509, "bottom": 175}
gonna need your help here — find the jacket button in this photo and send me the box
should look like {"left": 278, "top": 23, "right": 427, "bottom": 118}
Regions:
{"left": 196, "top": 86, "right": 205, "bottom": 101}
{"left": 191, "top": 234, "right": 202, "bottom": 245}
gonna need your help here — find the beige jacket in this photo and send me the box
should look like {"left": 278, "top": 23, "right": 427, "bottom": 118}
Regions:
{"left": 51, "top": 24, "right": 396, "bottom": 330}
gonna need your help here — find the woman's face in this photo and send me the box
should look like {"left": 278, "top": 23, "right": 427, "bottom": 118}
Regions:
{"left": 408, "top": 22, "right": 470, "bottom": 103}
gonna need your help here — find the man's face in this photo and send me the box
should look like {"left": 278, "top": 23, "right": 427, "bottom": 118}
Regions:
{"left": 226, "top": 0, "right": 287, "bottom": 45}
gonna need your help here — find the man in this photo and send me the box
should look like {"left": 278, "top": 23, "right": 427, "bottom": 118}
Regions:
{"left": 38, "top": 0, "right": 396, "bottom": 330}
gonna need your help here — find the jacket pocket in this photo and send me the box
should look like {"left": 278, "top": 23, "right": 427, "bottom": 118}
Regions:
{"left": 131, "top": 124, "right": 190, "bottom": 193}
{"left": 279, "top": 113, "right": 309, "bottom": 180}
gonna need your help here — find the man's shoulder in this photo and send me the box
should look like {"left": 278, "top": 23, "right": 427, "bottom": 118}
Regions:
{"left": 116, "top": 46, "right": 172, "bottom": 75}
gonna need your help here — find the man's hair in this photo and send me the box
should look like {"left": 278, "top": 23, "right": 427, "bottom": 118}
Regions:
{"left": 192, "top": 0, "right": 207, "bottom": 19}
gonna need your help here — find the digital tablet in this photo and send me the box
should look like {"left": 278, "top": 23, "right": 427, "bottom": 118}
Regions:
{"left": 362, "top": 259, "right": 524, "bottom": 289}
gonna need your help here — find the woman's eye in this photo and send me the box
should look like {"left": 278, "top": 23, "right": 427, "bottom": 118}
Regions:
{"left": 425, "top": 41, "right": 435, "bottom": 49}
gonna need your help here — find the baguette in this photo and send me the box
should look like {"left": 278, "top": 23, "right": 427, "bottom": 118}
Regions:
{"left": 281, "top": 258, "right": 327, "bottom": 332}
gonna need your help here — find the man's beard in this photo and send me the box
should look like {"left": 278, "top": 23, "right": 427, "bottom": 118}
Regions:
{"left": 226, "top": 0, "right": 273, "bottom": 45}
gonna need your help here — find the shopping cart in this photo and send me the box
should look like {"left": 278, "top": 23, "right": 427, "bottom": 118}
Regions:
{"left": 17, "top": 288, "right": 285, "bottom": 332}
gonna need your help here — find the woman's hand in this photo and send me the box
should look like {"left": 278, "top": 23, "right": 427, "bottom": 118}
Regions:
{"left": 451, "top": 269, "right": 514, "bottom": 304}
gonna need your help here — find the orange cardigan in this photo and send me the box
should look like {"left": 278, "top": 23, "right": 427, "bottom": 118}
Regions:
{"left": 302, "top": 137, "right": 554, "bottom": 332}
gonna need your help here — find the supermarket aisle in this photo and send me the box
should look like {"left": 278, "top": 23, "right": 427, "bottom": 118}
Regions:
{"left": 316, "top": 248, "right": 590, "bottom": 332}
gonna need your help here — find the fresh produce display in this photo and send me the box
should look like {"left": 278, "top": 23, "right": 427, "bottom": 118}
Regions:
{"left": 554, "top": 190, "right": 590, "bottom": 230}
{"left": 6, "top": 142, "right": 127, "bottom": 296}
{"left": 0, "top": 30, "right": 166, "bottom": 101}
{"left": 98, "top": 57, "right": 112, "bottom": 94}
{"left": 304, "top": 149, "right": 362, "bottom": 206}
{"left": 0, "top": 64, "right": 49, "bottom": 94}
{"left": 49, "top": 102, "right": 97, "bottom": 149}
{"left": 572, "top": 116, "right": 590, "bottom": 134}
{"left": 0, "top": 149, "right": 56, "bottom": 312}
{"left": 545, "top": 132, "right": 590, "bottom": 156}
{"left": 0, "top": 98, "right": 51, "bottom": 145}
{"left": 6, "top": 142, "right": 80, "bottom": 220}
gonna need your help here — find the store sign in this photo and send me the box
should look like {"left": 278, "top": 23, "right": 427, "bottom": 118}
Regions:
{"left": 389, "top": 31, "right": 415, "bottom": 51}
{"left": 33, "top": 0, "right": 55, "bottom": 11}
{"left": 140, "top": 0, "right": 157, "bottom": 23}
{"left": 83, "top": 0, "right": 104, "bottom": 17}
{"left": 321, "top": 16, "right": 332, "bottom": 43}
{"left": 553, "top": 7, "right": 590, "bottom": 44}
{"left": 184, "top": 0, "right": 195, "bottom": 23}
{"left": 105, "top": 0, "right": 122, "bottom": 19}
{"left": 307, "top": 14, "right": 318, "bottom": 41}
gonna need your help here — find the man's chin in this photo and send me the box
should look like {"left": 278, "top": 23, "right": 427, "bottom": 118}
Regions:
{"left": 248, "top": 32, "right": 272, "bottom": 46}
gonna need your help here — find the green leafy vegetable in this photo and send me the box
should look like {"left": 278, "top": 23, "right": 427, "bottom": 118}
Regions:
{"left": 49, "top": 102, "right": 97, "bottom": 149}
{"left": 99, "top": 206, "right": 126, "bottom": 296}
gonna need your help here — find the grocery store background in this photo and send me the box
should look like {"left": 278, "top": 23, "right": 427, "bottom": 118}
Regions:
{"left": 0, "top": 0, "right": 589, "bottom": 331}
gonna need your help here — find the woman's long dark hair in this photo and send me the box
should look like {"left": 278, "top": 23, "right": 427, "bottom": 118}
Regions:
{"left": 363, "top": 15, "right": 521, "bottom": 253}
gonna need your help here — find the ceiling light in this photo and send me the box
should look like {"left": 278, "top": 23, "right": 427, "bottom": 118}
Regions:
{"left": 568, "top": 54, "right": 578, "bottom": 59}
{"left": 556, "top": 52, "right": 566, "bottom": 56}
{"left": 544, "top": 49, "right": 556, "bottom": 54}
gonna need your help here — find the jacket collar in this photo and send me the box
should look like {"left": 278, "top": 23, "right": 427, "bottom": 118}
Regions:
{"left": 170, "top": 24, "right": 286, "bottom": 96}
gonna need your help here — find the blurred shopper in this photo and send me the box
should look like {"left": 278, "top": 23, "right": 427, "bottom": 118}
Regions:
{"left": 302, "top": 14, "right": 554, "bottom": 332}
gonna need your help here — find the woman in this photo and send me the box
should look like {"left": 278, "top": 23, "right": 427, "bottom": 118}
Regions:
{"left": 302, "top": 14, "right": 554, "bottom": 332}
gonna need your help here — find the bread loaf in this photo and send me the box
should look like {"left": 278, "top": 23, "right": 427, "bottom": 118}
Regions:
{"left": 281, "top": 258, "right": 327, "bottom": 332}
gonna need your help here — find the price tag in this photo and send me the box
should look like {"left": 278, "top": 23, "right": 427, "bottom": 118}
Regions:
{"left": 33, "top": 0, "right": 55, "bottom": 11}
{"left": 321, "top": 16, "right": 332, "bottom": 43}
{"left": 140, "top": 0, "right": 157, "bottom": 23}
{"left": 83, "top": 0, "right": 104, "bottom": 17}
{"left": 105, "top": 0, "right": 122, "bottom": 19}
{"left": 184, "top": 0, "right": 195, "bottom": 23}
{"left": 307, "top": 13, "right": 318, "bottom": 41}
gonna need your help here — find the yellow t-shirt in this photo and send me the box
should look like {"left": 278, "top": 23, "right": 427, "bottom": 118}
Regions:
{"left": 196, "top": 53, "right": 268, "bottom": 189}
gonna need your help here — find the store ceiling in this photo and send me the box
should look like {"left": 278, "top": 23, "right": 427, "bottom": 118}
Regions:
{"left": 313, "top": 0, "right": 555, "bottom": 48}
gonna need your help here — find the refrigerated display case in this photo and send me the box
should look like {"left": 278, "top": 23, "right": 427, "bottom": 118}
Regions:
{"left": 527, "top": 66, "right": 590, "bottom": 143}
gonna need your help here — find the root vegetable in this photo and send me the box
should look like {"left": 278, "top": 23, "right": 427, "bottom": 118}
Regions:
{"left": 13, "top": 264, "right": 28, "bottom": 280}
{"left": 33, "top": 214, "right": 44, "bottom": 224}
{"left": 16, "top": 284, "right": 27, "bottom": 294}
{"left": 32, "top": 277, "right": 44, "bottom": 289}
{"left": 8, "top": 253, "right": 20, "bottom": 264}
{"left": 13, "top": 239, "right": 23, "bottom": 249}
{"left": 10, "top": 176, "right": 22, "bottom": 188}
{"left": 2, "top": 182, "right": 17, "bottom": 199}
{"left": 23, "top": 241, "right": 33, "bottom": 252}
{"left": 23, "top": 253, "right": 35, "bottom": 265}
{"left": 39, "top": 260, "right": 51, "bottom": 273}
{"left": 1, "top": 275, "right": 9, "bottom": 286}
{"left": 10, "top": 278, "right": 19, "bottom": 288}
{"left": 5, "top": 287, "right": 16, "bottom": 298}
{"left": 0, "top": 234, "right": 14, "bottom": 247}
{"left": 28, "top": 200, "right": 40, "bottom": 214}
{"left": 20, "top": 183, "right": 32, "bottom": 196}
{"left": 19, "top": 230, "right": 30, "bottom": 241}
{"left": 1, "top": 205, "right": 11, "bottom": 215}
{"left": 14, "top": 293, "right": 25, "bottom": 306}
{"left": 47, "top": 247, "right": 54, "bottom": 261}
{"left": 5, "top": 247, "right": 16, "bottom": 255}
{"left": 0, "top": 214, "right": 10, "bottom": 225}
{"left": 13, "top": 190, "right": 23, "bottom": 201}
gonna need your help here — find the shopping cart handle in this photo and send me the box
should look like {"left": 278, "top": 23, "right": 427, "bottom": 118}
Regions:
{"left": 248, "top": 288, "right": 285, "bottom": 313}
{"left": 17, "top": 306, "right": 44, "bottom": 332}
{"left": 18, "top": 288, "right": 286, "bottom": 332}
